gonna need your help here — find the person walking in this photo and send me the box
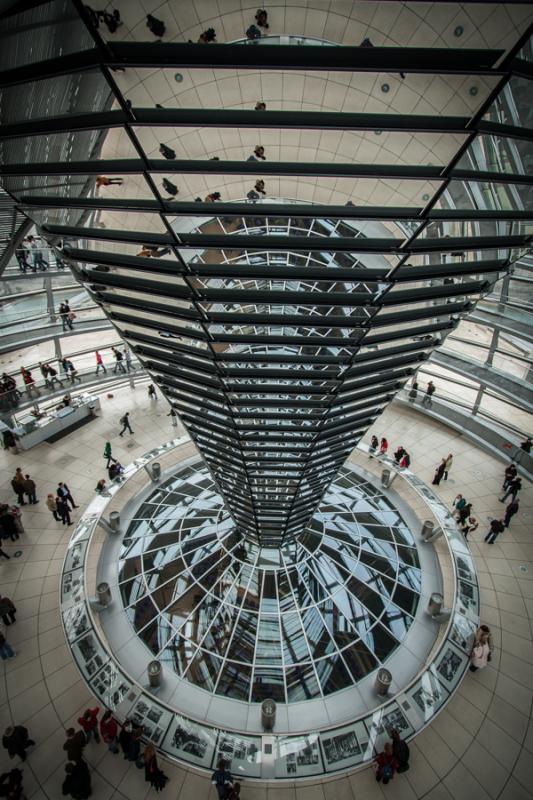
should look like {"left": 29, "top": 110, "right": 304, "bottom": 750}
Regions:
{"left": 484, "top": 518, "right": 505, "bottom": 545}
{"left": 119, "top": 412, "right": 134, "bottom": 436}
{"left": 57, "top": 482, "right": 78, "bottom": 510}
{"left": 148, "top": 383, "right": 157, "bottom": 401}
{"left": 443, "top": 453, "right": 453, "bottom": 480}
{"left": 453, "top": 494, "right": 466, "bottom": 518}
{"left": 59, "top": 302, "right": 73, "bottom": 331}
{"left": 56, "top": 495, "right": 72, "bottom": 526}
{"left": 379, "top": 437, "right": 388, "bottom": 455}
{"left": 63, "top": 728, "right": 87, "bottom": 763}
{"left": 22, "top": 474, "right": 37, "bottom": 505}
{"left": 500, "top": 477, "right": 521, "bottom": 504}
{"left": 374, "top": 742, "right": 398, "bottom": 784}
{"left": 46, "top": 494, "right": 60, "bottom": 521}
{"left": 167, "top": 408, "right": 178, "bottom": 427}
{"left": 502, "top": 463, "right": 517, "bottom": 491}
{"left": 143, "top": 743, "right": 168, "bottom": 791}
{"left": 95, "top": 351, "right": 107, "bottom": 375}
{"left": 78, "top": 708, "right": 100, "bottom": 744}
{"left": 394, "top": 446, "right": 406, "bottom": 463}
{"left": 0, "top": 632, "right": 15, "bottom": 660}
{"left": 100, "top": 710, "right": 119, "bottom": 754}
{"left": 432, "top": 458, "right": 446, "bottom": 486}
{"left": 62, "top": 760, "right": 92, "bottom": 799}
{"left": 124, "top": 346, "right": 135, "bottom": 372}
{"left": 390, "top": 729, "right": 409, "bottom": 773}
{"left": 0, "top": 596, "right": 16, "bottom": 626}
{"left": 103, "top": 442, "right": 116, "bottom": 468}
{"left": 27, "top": 235, "right": 48, "bottom": 270}
{"left": 422, "top": 380, "right": 435, "bottom": 407}
{"left": 457, "top": 501, "right": 472, "bottom": 525}
{"left": 459, "top": 516, "right": 478, "bottom": 540}
{"left": 504, "top": 498, "right": 519, "bottom": 528}
{"left": 408, "top": 379, "right": 418, "bottom": 402}
{"left": 0, "top": 506, "right": 20, "bottom": 542}
{"left": 368, "top": 434, "right": 378, "bottom": 455}
{"left": 211, "top": 759, "right": 233, "bottom": 799}
{"left": 399, "top": 452, "right": 410, "bottom": 469}
{"left": 20, "top": 367, "right": 39, "bottom": 398}
{"left": 159, "top": 142, "right": 175, "bottom": 159}
{"left": 46, "top": 363, "right": 63, "bottom": 388}
{"left": 469, "top": 626, "right": 492, "bottom": 672}
{"left": 2, "top": 726, "right": 34, "bottom": 761}
{"left": 96, "top": 175, "right": 123, "bottom": 188}
{"left": 112, "top": 347, "right": 126, "bottom": 374}
{"left": 39, "top": 361, "right": 51, "bottom": 388}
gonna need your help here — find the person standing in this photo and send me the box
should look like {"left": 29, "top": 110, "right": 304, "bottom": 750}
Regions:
{"left": 453, "top": 494, "right": 466, "bottom": 518}
{"left": 124, "top": 346, "right": 135, "bottom": 372}
{"left": 78, "top": 708, "right": 100, "bottom": 744}
{"left": 394, "top": 446, "right": 406, "bottom": 463}
{"left": 22, "top": 474, "right": 37, "bottom": 505}
{"left": 368, "top": 434, "right": 378, "bottom": 455}
{"left": 211, "top": 759, "right": 233, "bottom": 799}
{"left": 119, "top": 412, "right": 134, "bottom": 436}
{"left": 11, "top": 472, "right": 25, "bottom": 506}
{"left": 374, "top": 742, "right": 398, "bottom": 785}
{"left": 408, "top": 379, "right": 418, "bottom": 402}
{"left": 484, "top": 518, "right": 505, "bottom": 545}
{"left": 469, "top": 626, "right": 492, "bottom": 672}
{"left": 143, "top": 743, "right": 167, "bottom": 791}
{"left": 46, "top": 363, "right": 63, "bottom": 388}
{"left": 399, "top": 452, "right": 410, "bottom": 469}
{"left": 443, "top": 453, "right": 453, "bottom": 480}
{"left": 0, "top": 631, "right": 15, "bottom": 660}
{"left": 100, "top": 710, "right": 119, "bottom": 754}
{"left": 0, "top": 767, "right": 24, "bottom": 799}
{"left": 459, "top": 516, "right": 478, "bottom": 540}
{"left": 504, "top": 498, "right": 519, "bottom": 528}
{"left": 39, "top": 361, "right": 51, "bottom": 388}
{"left": 27, "top": 235, "right": 48, "bottom": 270}
{"left": 0, "top": 506, "right": 20, "bottom": 542}
{"left": 95, "top": 351, "right": 107, "bottom": 375}
{"left": 57, "top": 482, "right": 79, "bottom": 510}
{"left": 519, "top": 436, "right": 531, "bottom": 454}
{"left": 500, "top": 477, "right": 521, "bottom": 504}
{"left": 0, "top": 596, "right": 16, "bottom": 626}
{"left": 56, "top": 495, "right": 72, "bottom": 526}
{"left": 390, "top": 729, "right": 409, "bottom": 773}
{"left": 62, "top": 760, "right": 92, "bottom": 799}
{"left": 20, "top": 367, "right": 39, "bottom": 398}
{"left": 148, "top": 383, "right": 157, "bottom": 401}
{"left": 432, "top": 458, "right": 446, "bottom": 486}
{"left": 2, "top": 726, "right": 34, "bottom": 761}
{"left": 118, "top": 720, "right": 133, "bottom": 758}
{"left": 63, "top": 728, "right": 87, "bottom": 763}
{"left": 167, "top": 408, "right": 178, "bottom": 427}
{"left": 502, "top": 463, "right": 517, "bottom": 491}
{"left": 112, "top": 347, "right": 126, "bottom": 374}
{"left": 46, "top": 494, "right": 60, "bottom": 521}
{"left": 379, "top": 437, "right": 388, "bottom": 455}
{"left": 457, "top": 502, "right": 472, "bottom": 525}
{"left": 422, "top": 380, "right": 435, "bottom": 407}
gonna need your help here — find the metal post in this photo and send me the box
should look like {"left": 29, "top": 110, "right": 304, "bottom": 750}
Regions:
{"left": 148, "top": 660, "right": 162, "bottom": 688}
{"left": 97, "top": 582, "right": 111, "bottom": 606}
{"left": 421, "top": 520, "right": 434, "bottom": 540}
{"left": 45, "top": 275, "right": 57, "bottom": 322}
{"left": 375, "top": 668, "right": 392, "bottom": 696}
{"left": 261, "top": 699, "right": 276, "bottom": 731}
{"left": 428, "top": 592, "right": 443, "bottom": 616}
{"left": 109, "top": 511, "right": 120, "bottom": 531}
{"left": 381, "top": 468, "right": 395, "bottom": 489}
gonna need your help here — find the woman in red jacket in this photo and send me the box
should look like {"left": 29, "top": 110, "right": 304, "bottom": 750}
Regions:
{"left": 374, "top": 742, "right": 398, "bottom": 784}
{"left": 100, "top": 709, "right": 119, "bottom": 753}
{"left": 78, "top": 707, "right": 100, "bottom": 743}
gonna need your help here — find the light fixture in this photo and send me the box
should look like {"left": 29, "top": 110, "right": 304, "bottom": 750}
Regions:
{"left": 374, "top": 130, "right": 382, "bottom": 136}
{"left": 469, "top": 86, "right": 478, "bottom": 96}
{"left": 381, "top": 83, "right": 390, "bottom": 93}
{"left": 422, "top": 193, "right": 430, "bottom": 201}
{"left": 174, "top": 72, "right": 183, "bottom": 82}
{"left": 454, "top": 25, "right": 464, "bottom": 37}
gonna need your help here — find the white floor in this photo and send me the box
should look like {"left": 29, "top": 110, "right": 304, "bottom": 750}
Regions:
{"left": 0, "top": 386, "right": 531, "bottom": 800}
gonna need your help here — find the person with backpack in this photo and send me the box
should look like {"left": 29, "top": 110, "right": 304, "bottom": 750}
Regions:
{"left": 374, "top": 742, "right": 398, "bottom": 784}
{"left": 211, "top": 759, "right": 233, "bottom": 799}
{"left": 119, "top": 412, "right": 134, "bottom": 436}
{"left": 143, "top": 743, "right": 168, "bottom": 792}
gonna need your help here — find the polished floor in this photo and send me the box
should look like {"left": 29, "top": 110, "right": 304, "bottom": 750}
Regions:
{"left": 0, "top": 385, "right": 531, "bottom": 800}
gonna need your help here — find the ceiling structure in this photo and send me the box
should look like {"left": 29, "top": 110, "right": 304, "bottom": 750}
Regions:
{"left": 0, "top": 1, "right": 532, "bottom": 546}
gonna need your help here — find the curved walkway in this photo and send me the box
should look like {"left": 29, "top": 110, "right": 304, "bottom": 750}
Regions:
{"left": 0, "top": 387, "right": 531, "bottom": 800}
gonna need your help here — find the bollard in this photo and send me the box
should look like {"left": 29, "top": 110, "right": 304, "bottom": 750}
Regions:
{"left": 151, "top": 462, "right": 161, "bottom": 481}
{"left": 421, "top": 520, "right": 434, "bottom": 541}
{"left": 97, "top": 582, "right": 111, "bottom": 607}
{"left": 426, "top": 527, "right": 443, "bottom": 543}
{"left": 148, "top": 660, "right": 162, "bottom": 688}
{"left": 261, "top": 699, "right": 276, "bottom": 732}
{"left": 375, "top": 668, "right": 392, "bottom": 696}
{"left": 109, "top": 511, "right": 120, "bottom": 531}
{"left": 428, "top": 592, "right": 443, "bottom": 616}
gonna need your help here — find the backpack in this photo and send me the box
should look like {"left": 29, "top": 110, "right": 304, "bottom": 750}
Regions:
{"left": 382, "top": 761, "right": 394, "bottom": 780}
{"left": 120, "top": 415, "right": 126, "bottom": 424}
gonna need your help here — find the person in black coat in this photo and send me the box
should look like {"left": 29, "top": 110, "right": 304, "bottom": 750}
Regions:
{"left": 62, "top": 760, "right": 91, "bottom": 799}
{"left": 2, "top": 725, "right": 34, "bottom": 761}
{"left": 391, "top": 729, "right": 410, "bottom": 773}
{"left": 56, "top": 496, "right": 72, "bottom": 526}
{"left": 432, "top": 458, "right": 446, "bottom": 486}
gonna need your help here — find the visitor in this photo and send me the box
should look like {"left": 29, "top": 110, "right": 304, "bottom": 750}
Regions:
{"left": 95, "top": 351, "right": 107, "bottom": 375}
{"left": 206, "top": 192, "right": 222, "bottom": 202}
{"left": 255, "top": 101, "right": 266, "bottom": 110}
{"left": 103, "top": 442, "right": 116, "bottom": 468}
{"left": 27, "top": 235, "right": 48, "bottom": 270}
{"left": 379, "top": 437, "right": 388, "bottom": 455}
{"left": 519, "top": 436, "right": 531, "bottom": 454}
{"left": 96, "top": 175, "right": 123, "bottom": 188}
{"left": 56, "top": 495, "right": 72, "bottom": 526}
{"left": 118, "top": 720, "right": 132, "bottom": 757}
{"left": 484, "top": 518, "right": 505, "bottom": 545}
{"left": 11, "top": 471, "right": 25, "bottom": 506}
{"left": 112, "top": 347, "right": 126, "bottom": 374}
{"left": 46, "top": 494, "right": 60, "bottom": 521}
{"left": 62, "top": 760, "right": 92, "bottom": 799}
{"left": 255, "top": 9, "right": 269, "bottom": 28}
{"left": 57, "top": 482, "right": 78, "bottom": 509}
{"left": 0, "top": 768, "right": 24, "bottom": 799}
{"left": 503, "top": 498, "right": 519, "bottom": 528}
{"left": 469, "top": 626, "right": 492, "bottom": 671}
{"left": 20, "top": 367, "right": 39, "bottom": 398}
{"left": 393, "top": 446, "right": 406, "bottom": 463}
{"left": 198, "top": 27, "right": 216, "bottom": 43}
{"left": 254, "top": 146, "right": 266, "bottom": 160}
{"left": 408, "top": 379, "right": 418, "bottom": 402}
{"left": 254, "top": 179, "right": 266, "bottom": 195}
{"left": 0, "top": 632, "right": 15, "bottom": 660}
{"left": 500, "top": 477, "right": 521, "bottom": 504}
{"left": 211, "top": 759, "right": 233, "bottom": 799}
{"left": 421, "top": 380, "right": 435, "bottom": 407}
{"left": 246, "top": 24, "right": 261, "bottom": 40}
{"left": 162, "top": 178, "right": 178, "bottom": 196}
{"left": 119, "top": 412, "right": 134, "bottom": 436}
{"left": 369, "top": 434, "right": 378, "bottom": 455}
{"left": 2, "top": 726, "right": 34, "bottom": 761}
{"left": 390, "top": 729, "right": 409, "bottom": 773}
{"left": 143, "top": 743, "right": 168, "bottom": 791}
{"left": 63, "top": 729, "right": 86, "bottom": 763}
{"left": 100, "top": 710, "right": 119, "bottom": 754}
{"left": 459, "top": 516, "right": 478, "bottom": 540}
{"left": 399, "top": 452, "right": 410, "bottom": 469}
{"left": 443, "top": 453, "right": 453, "bottom": 480}
{"left": 167, "top": 408, "right": 178, "bottom": 427}
{"left": 148, "top": 383, "right": 157, "bottom": 401}
{"left": 159, "top": 143, "right": 175, "bottom": 159}
{"left": 0, "top": 506, "right": 20, "bottom": 542}
{"left": 432, "top": 458, "right": 446, "bottom": 486}
{"left": 374, "top": 742, "right": 398, "bottom": 784}
{"left": 0, "top": 596, "right": 16, "bottom": 626}
{"left": 502, "top": 463, "right": 517, "bottom": 490}
{"left": 146, "top": 13, "right": 166, "bottom": 37}
{"left": 124, "top": 346, "right": 135, "bottom": 371}
{"left": 452, "top": 494, "right": 466, "bottom": 518}
{"left": 78, "top": 708, "right": 100, "bottom": 744}
{"left": 457, "top": 501, "right": 472, "bottom": 525}
{"left": 22, "top": 474, "right": 37, "bottom": 505}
